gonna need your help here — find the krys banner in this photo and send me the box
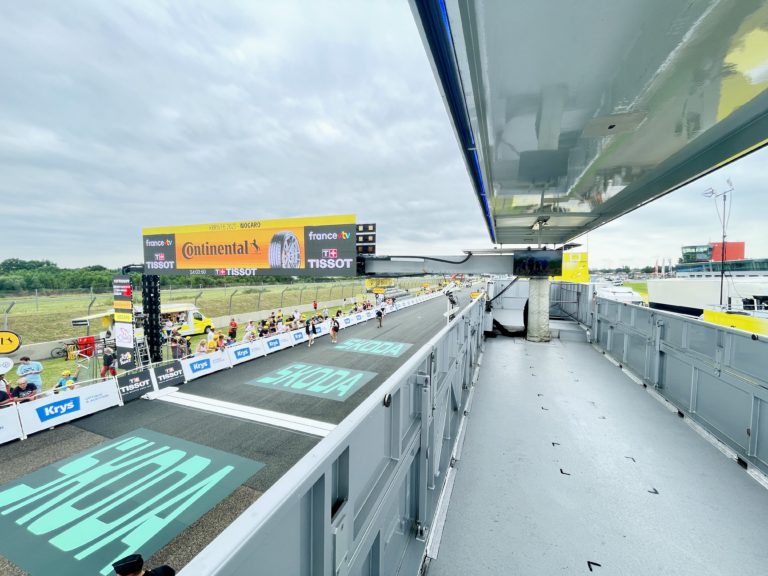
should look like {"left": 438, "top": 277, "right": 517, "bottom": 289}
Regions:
{"left": 142, "top": 214, "right": 357, "bottom": 277}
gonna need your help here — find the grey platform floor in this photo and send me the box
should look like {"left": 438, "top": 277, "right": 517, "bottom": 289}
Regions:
{"left": 429, "top": 335, "right": 768, "bottom": 576}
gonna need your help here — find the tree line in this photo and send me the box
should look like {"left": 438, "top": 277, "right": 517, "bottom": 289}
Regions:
{"left": 0, "top": 259, "right": 345, "bottom": 293}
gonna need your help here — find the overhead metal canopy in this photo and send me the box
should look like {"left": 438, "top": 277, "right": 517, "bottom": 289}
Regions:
{"left": 410, "top": 0, "right": 768, "bottom": 245}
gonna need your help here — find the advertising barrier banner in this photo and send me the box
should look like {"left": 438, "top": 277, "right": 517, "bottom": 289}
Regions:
{"left": 142, "top": 214, "right": 357, "bottom": 277}
{"left": 116, "top": 368, "right": 156, "bottom": 402}
{"left": 17, "top": 380, "right": 121, "bottom": 435}
{"left": 226, "top": 340, "right": 266, "bottom": 366}
{"left": 0, "top": 404, "right": 23, "bottom": 445}
{"left": 181, "top": 352, "right": 231, "bottom": 381}
{"left": 262, "top": 333, "right": 294, "bottom": 354}
{"left": 152, "top": 361, "right": 186, "bottom": 389}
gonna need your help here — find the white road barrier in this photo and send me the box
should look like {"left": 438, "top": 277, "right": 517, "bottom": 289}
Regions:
{"left": 16, "top": 379, "right": 121, "bottom": 436}
{"left": 0, "top": 403, "right": 23, "bottom": 445}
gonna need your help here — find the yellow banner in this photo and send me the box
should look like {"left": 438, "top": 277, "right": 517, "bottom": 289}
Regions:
{"left": 365, "top": 278, "right": 395, "bottom": 289}
{"left": 143, "top": 214, "right": 355, "bottom": 235}
{"left": 552, "top": 252, "right": 590, "bottom": 283}
{"left": 114, "top": 312, "right": 133, "bottom": 323}
{"left": 113, "top": 300, "right": 133, "bottom": 310}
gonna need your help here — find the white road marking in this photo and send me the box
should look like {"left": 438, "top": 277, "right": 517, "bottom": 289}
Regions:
{"left": 156, "top": 391, "right": 336, "bottom": 437}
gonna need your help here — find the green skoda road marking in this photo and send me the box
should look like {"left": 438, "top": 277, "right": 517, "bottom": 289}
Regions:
{"left": 249, "top": 362, "right": 376, "bottom": 401}
{"left": 334, "top": 338, "right": 412, "bottom": 357}
{"left": 0, "top": 429, "right": 263, "bottom": 576}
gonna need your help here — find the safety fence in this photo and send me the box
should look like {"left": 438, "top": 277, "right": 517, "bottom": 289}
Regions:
{"left": 552, "top": 282, "right": 768, "bottom": 475}
{"left": 0, "top": 292, "right": 445, "bottom": 446}
{"left": 176, "top": 293, "right": 484, "bottom": 575}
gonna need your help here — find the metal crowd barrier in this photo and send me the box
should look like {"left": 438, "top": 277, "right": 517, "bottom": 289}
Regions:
{"left": 552, "top": 282, "right": 768, "bottom": 475}
{"left": 178, "top": 294, "right": 485, "bottom": 575}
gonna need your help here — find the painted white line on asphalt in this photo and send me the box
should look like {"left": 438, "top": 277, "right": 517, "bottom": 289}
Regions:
{"left": 157, "top": 391, "right": 336, "bottom": 437}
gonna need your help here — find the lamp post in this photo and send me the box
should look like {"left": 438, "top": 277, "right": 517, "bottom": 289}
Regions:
{"left": 703, "top": 180, "right": 734, "bottom": 307}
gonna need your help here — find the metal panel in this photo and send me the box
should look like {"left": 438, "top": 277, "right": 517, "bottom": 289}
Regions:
{"left": 756, "top": 399, "right": 768, "bottom": 468}
{"left": 663, "top": 319, "right": 684, "bottom": 348}
{"left": 687, "top": 322, "right": 718, "bottom": 357}
{"left": 695, "top": 371, "right": 751, "bottom": 450}
{"left": 661, "top": 353, "right": 693, "bottom": 409}
{"left": 626, "top": 334, "right": 647, "bottom": 376}
{"left": 730, "top": 334, "right": 766, "bottom": 382}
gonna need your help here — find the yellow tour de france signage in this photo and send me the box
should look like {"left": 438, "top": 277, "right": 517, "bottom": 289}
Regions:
{"left": 0, "top": 331, "right": 21, "bottom": 354}
{"left": 142, "top": 214, "right": 357, "bottom": 278}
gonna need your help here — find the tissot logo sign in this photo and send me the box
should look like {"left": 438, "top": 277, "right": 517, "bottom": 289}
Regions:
{"left": 116, "top": 369, "right": 155, "bottom": 403}
{"left": 143, "top": 234, "right": 178, "bottom": 272}
{"left": 152, "top": 361, "right": 185, "bottom": 389}
{"left": 304, "top": 225, "right": 355, "bottom": 274}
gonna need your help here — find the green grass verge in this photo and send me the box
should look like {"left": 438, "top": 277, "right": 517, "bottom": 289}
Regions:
{"left": 624, "top": 281, "right": 648, "bottom": 303}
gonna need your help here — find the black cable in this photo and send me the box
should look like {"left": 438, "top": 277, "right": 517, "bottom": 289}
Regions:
{"left": 488, "top": 276, "right": 520, "bottom": 304}
{"left": 389, "top": 252, "right": 473, "bottom": 265}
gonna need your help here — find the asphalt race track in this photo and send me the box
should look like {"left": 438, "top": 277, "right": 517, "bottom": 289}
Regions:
{"left": 0, "top": 291, "right": 471, "bottom": 576}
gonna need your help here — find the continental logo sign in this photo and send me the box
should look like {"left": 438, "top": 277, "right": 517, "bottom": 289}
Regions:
{"left": 142, "top": 215, "right": 356, "bottom": 278}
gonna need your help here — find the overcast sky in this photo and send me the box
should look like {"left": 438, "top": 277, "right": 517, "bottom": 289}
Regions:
{"left": 1, "top": 1, "right": 765, "bottom": 270}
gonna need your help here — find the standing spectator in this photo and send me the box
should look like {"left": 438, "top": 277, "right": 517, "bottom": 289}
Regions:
{"left": 101, "top": 347, "right": 117, "bottom": 377}
{"left": 1, "top": 372, "right": 10, "bottom": 396}
{"left": 11, "top": 378, "right": 38, "bottom": 403}
{"left": 0, "top": 387, "right": 11, "bottom": 407}
{"left": 169, "top": 329, "right": 181, "bottom": 359}
{"left": 313, "top": 299, "right": 318, "bottom": 311}
{"left": 323, "top": 307, "right": 329, "bottom": 319}
{"left": 16, "top": 356, "right": 43, "bottom": 389}
{"left": 195, "top": 339, "right": 208, "bottom": 355}
{"left": 228, "top": 317, "right": 238, "bottom": 339}
{"left": 244, "top": 320, "right": 255, "bottom": 340}
{"left": 177, "top": 336, "right": 190, "bottom": 358}
{"left": 163, "top": 317, "right": 174, "bottom": 339}
{"left": 305, "top": 317, "right": 314, "bottom": 347}
{"left": 376, "top": 307, "right": 384, "bottom": 328}
{"left": 55, "top": 367, "right": 81, "bottom": 393}
{"left": 330, "top": 317, "right": 340, "bottom": 344}
{"left": 206, "top": 326, "right": 215, "bottom": 343}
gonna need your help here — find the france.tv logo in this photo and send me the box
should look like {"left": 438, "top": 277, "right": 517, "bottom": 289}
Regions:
{"left": 340, "top": 231, "right": 350, "bottom": 240}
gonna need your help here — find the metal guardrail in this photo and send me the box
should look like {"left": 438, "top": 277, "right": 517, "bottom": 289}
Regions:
{"left": 179, "top": 295, "right": 485, "bottom": 575}
{"left": 552, "top": 282, "right": 768, "bottom": 475}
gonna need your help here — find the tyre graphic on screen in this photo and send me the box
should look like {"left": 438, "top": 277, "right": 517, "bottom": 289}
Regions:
{"left": 269, "top": 231, "right": 302, "bottom": 269}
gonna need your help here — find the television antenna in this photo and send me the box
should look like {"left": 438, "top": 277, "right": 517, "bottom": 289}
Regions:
{"left": 702, "top": 179, "right": 734, "bottom": 307}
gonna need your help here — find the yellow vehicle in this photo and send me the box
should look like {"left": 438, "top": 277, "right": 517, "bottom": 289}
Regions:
{"left": 72, "top": 303, "right": 213, "bottom": 339}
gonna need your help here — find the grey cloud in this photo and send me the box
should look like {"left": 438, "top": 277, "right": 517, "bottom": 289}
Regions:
{"left": 2, "top": 2, "right": 762, "bottom": 271}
